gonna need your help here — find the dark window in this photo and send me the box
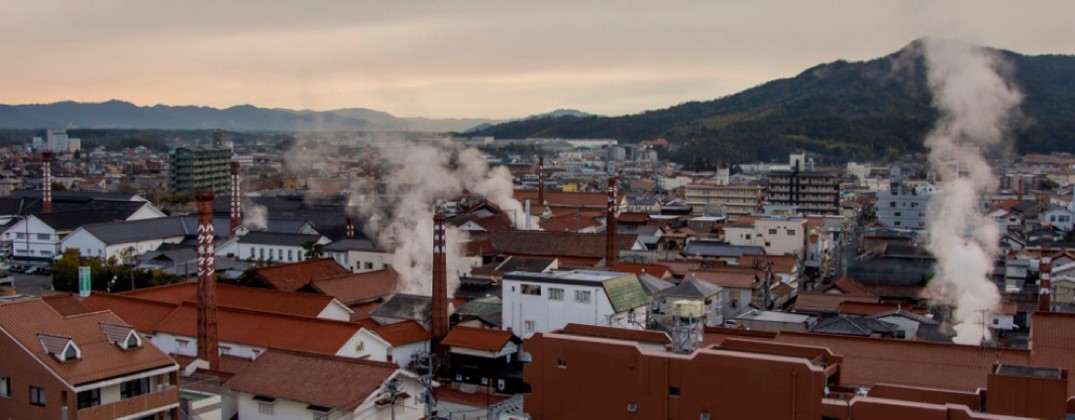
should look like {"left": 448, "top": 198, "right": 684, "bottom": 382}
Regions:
{"left": 520, "top": 284, "right": 542, "bottom": 296}
{"left": 0, "top": 377, "right": 9, "bottom": 397}
{"left": 120, "top": 377, "right": 150, "bottom": 399}
{"left": 29, "top": 386, "right": 45, "bottom": 406}
{"left": 63, "top": 345, "right": 77, "bottom": 360}
{"left": 669, "top": 387, "right": 681, "bottom": 397}
{"left": 77, "top": 388, "right": 101, "bottom": 409}
{"left": 557, "top": 359, "right": 568, "bottom": 368}
{"left": 889, "top": 202, "right": 896, "bottom": 208}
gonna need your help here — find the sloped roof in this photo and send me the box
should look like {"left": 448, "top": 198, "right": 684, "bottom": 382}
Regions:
{"left": 120, "top": 283, "right": 341, "bottom": 318}
{"left": 440, "top": 326, "right": 515, "bottom": 352}
{"left": 811, "top": 315, "right": 898, "bottom": 337}
{"left": 34, "top": 207, "right": 144, "bottom": 231}
{"left": 683, "top": 240, "right": 764, "bottom": 258}
{"left": 223, "top": 348, "right": 397, "bottom": 410}
{"left": 0, "top": 298, "right": 176, "bottom": 386}
{"left": 82, "top": 293, "right": 182, "bottom": 332}
{"left": 601, "top": 275, "right": 648, "bottom": 312}
{"left": 79, "top": 216, "right": 190, "bottom": 245}
{"left": 370, "top": 294, "right": 432, "bottom": 322}
{"left": 690, "top": 269, "right": 757, "bottom": 290}
{"left": 490, "top": 231, "right": 639, "bottom": 259}
{"left": 793, "top": 292, "right": 877, "bottom": 313}
{"left": 736, "top": 254, "right": 798, "bottom": 274}
{"left": 241, "top": 231, "right": 323, "bottom": 247}
{"left": 660, "top": 277, "right": 722, "bottom": 299}
{"left": 610, "top": 262, "right": 671, "bottom": 279}
{"left": 310, "top": 269, "right": 400, "bottom": 306}
{"left": 819, "top": 277, "right": 872, "bottom": 296}
{"left": 513, "top": 189, "right": 623, "bottom": 209}
{"left": 454, "top": 296, "right": 502, "bottom": 327}
{"left": 371, "top": 320, "right": 430, "bottom": 346}
{"left": 41, "top": 293, "right": 89, "bottom": 316}
{"left": 323, "top": 237, "right": 381, "bottom": 252}
{"left": 560, "top": 323, "right": 670, "bottom": 344}
{"left": 496, "top": 256, "right": 556, "bottom": 273}
{"left": 252, "top": 258, "right": 349, "bottom": 292}
{"left": 636, "top": 273, "right": 675, "bottom": 296}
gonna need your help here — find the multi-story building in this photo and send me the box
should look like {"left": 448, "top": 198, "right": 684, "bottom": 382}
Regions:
{"left": 502, "top": 270, "right": 649, "bottom": 338}
{"left": 767, "top": 169, "right": 840, "bottom": 215}
{"left": 32, "top": 129, "right": 81, "bottom": 154}
{"left": 0, "top": 297, "right": 180, "bottom": 419}
{"left": 684, "top": 183, "right": 764, "bottom": 215}
{"left": 875, "top": 184, "right": 935, "bottom": 229}
{"left": 167, "top": 146, "right": 232, "bottom": 196}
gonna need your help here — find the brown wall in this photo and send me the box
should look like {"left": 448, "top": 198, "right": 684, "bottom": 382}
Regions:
{"left": 987, "top": 372, "right": 1068, "bottom": 420}
{"left": 524, "top": 333, "right": 827, "bottom": 419}
{"left": 0, "top": 330, "right": 77, "bottom": 419}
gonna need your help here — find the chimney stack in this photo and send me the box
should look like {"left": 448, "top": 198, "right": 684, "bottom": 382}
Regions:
{"left": 1040, "top": 237, "right": 1053, "bottom": 312}
{"left": 606, "top": 177, "right": 618, "bottom": 264}
{"left": 42, "top": 152, "right": 52, "bottom": 213}
{"left": 229, "top": 160, "right": 241, "bottom": 238}
{"left": 195, "top": 191, "right": 220, "bottom": 371}
{"left": 538, "top": 156, "right": 545, "bottom": 204}
{"left": 432, "top": 214, "right": 449, "bottom": 350}
{"left": 346, "top": 215, "right": 355, "bottom": 238}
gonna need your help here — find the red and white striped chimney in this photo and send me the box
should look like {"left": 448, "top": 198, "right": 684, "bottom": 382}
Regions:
{"left": 606, "top": 177, "right": 618, "bottom": 264}
{"left": 1040, "top": 238, "right": 1053, "bottom": 312}
{"left": 195, "top": 191, "right": 220, "bottom": 370}
{"left": 229, "top": 160, "right": 241, "bottom": 238}
{"left": 346, "top": 215, "right": 355, "bottom": 238}
{"left": 538, "top": 156, "right": 545, "bottom": 205}
{"left": 42, "top": 152, "right": 52, "bottom": 213}
{"left": 432, "top": 214, "right": 449, "bottom": 350}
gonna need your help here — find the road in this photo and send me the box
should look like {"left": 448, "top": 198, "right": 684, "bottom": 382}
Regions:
{"left": 10, "top": 273, "right": 53, "bottom": 297}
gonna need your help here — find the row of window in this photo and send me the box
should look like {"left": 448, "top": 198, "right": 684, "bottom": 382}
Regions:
{"left": 0, "top": 377, "right": 46, "bottom": 407}
{"left": 520, "top": 284, "right": 592, "bottom": 303}
{"left": 249, "top": 247, "right": 304, "bottom": 262}
{"left": 14, "top": 233, "right": 52, "bottom": 240}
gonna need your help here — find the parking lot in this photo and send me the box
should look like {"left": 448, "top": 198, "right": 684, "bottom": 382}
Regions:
{"left": 1, "top": 272, "right": 54, "bottom": 297}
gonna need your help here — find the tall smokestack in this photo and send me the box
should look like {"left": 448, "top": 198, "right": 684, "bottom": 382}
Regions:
{"left": 1040, "top": 238, "right": 1053, "bottom": 312}
{"left": 606, "top": 177, "right": 618, "bottom": 264}
{"left": 538, "top": 156, "right": 545, "bottom": 204}
{"left": 229, "top": 160, "right": 241, "bottom": 238}
{"left": 195, "top": 191, "right": 220, "bottom": 371}
{"left": 346, "top": 215, "right": 355, "bottom": 238}
{"left": 432, "top": 214, "right": 449, "bottom": 350}
{"left": 42, "top": 152, "right": 52, "bottom": 213}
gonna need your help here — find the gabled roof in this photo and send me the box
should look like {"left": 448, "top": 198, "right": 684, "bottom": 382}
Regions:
{"left": 0, "top": 298, "right": 176, "bottom": 386}
{"left": 661, "top": 277, "right": 722, "bottom": 299}
{"left": 610, "top": 262, "right": 671, "bottom": 279}
{"left": 512, "top": 189, "right": 624, "bottom": 209}
{"left": 370, "top": 320, "right": 431, "bottom": 346}
{"left": 454, "top": 296, "right": 502, "bottom": 328}
{"left": 78, "top": 216, "right": 189, "bottom": 244}
{"left": 636, "top": 273, "right": 675, "bottom": 296}
{"left": 490, "top": 231, "right": 640, "bottom": 259}
{"left": 689, "top": 269, "right": 757, "bottom": 290}
{"left": 310, "top": 269, "right": 400, "bottom": 306}
{"left": 683, "top": 240, "right": 764, "bottom": 258}
{"left": 223, "top": 348, "right": 398, "bottom": 410}
{"left": 323, "top": 237, "right": 381, "bottom": 252}
{"left": 240, "top": 231, "right": 324, "bottom": 247}
{"left": 811, "top": 315, "right": 898, "bottom": 337}
{"left": 251, "top": 258, "right": 350, "bottom": 292}
{"left": 736, "top": 254, "right": 798, "bottom": 274}
{"left": 120, "top": 283, "right": 343, "bottom": 318}
{"left": 440, "top": 326, "right": 516, "bottom": 352}
{"left": 370, "top": 294, "right": 432, "bottom": 322}
{"left": 34, "top": 208, "right": 144, "bottom": 231}
{"left": 793, "top": 292, "right": 877, "bottom": 314}
{"left": 496, "top": 256, "right": 556, "bottom": 273}
{"left": 819, "top": 278, "right": 872, "bottom": 296}
{"left": 868, "top": 309, "right": 938, "bottom": 325}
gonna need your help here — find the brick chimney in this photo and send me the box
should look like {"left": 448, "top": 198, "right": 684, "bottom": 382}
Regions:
{"left": 346, "top": 215, "right": 355, "bottom": 238}
{"left": 432, "top": 214, "right": 449, "bottom": 349}
{"left": 229, "top": 160, "right": 241, "bottom": 238}
{"left": 1040, "top": 238, "right": 1053, "bottom": 312}
{"left": 606, "top": 177, "right": 618, "bottom": 264}
{"left": 195, "top": 190, "right": 220, "bottom": 370}
{"left": 42, "top": 152, "right": 52, "bottom": 213}
{"left": 538, "top": 156, "right": 545, "bottom": 204}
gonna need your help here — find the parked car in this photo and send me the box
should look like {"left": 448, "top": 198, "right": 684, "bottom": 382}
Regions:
{"left": 38, "top": 266, "right": 51, "bottom": 275}
{"left": 9, "top": 265, "right": 25, "bottom": 274}
{"left": 24, "top": 266, "right": 39, "bottom": 275}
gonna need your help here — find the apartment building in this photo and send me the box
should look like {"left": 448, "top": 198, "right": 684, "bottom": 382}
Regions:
{"left": 767, "top": 170, "right": 840, "bottom": 215}
{"left": 168, "top": 146, "right": 232, "bottom": 195}
{"left": 875, "top": 184, "right": 935, "bottom": 229}
{"left": 683, "top": 183, "right": 764, "bottom": 216}
{"left": 0, "top": 298, "right": 180, "bottom": 419}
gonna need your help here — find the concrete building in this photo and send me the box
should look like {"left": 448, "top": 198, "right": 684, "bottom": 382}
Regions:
{"left": 0, "top": 297, "right": 181, "bottom": 419}
{"left": 683, "top": 183, "right": 764, "bottom": 216}
{"left": 168, "top": 146, "right": 232, "bottom": 195}
{"left": 876, "top": 184, "right": 935, "bottom": 229}
{"left": 501, "top": 270, "right": 649, "bottom": 339}
{"left": 767, "top": 167, "right": 840, "bottom": 215}
{"left": 724, "top": 217, "right": 808, "bottom": 259}
{"left": 32, "top": 129, "right": 80, "bottom": 154}
{"left": 236, "top": 232, "right": 332, "bottom": 265}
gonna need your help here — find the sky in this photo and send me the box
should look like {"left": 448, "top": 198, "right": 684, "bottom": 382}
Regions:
{"left": 2, "top": 1, "right": 1074, "bottom": 119}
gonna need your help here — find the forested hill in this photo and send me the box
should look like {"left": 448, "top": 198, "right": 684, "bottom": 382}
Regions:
{"left": 468, "top": 40, "right": 1075, "bottom": 163}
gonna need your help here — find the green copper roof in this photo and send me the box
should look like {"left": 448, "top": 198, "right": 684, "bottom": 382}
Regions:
{"left": 602, "top": 274, "right": 648, "bottom": 313}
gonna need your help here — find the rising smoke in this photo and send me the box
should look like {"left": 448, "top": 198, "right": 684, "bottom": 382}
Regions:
{"left": 241, "top": 198, "right": 268, "bottom": 231}
{"left": 919, "top": 38, "right": 1022, "bottom": 345}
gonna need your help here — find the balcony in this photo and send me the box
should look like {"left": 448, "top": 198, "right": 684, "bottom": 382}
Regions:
{"left": 77, "top": 387, "right": 178, "bottom": 420}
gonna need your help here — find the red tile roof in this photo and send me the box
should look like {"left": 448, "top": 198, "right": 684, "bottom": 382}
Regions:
{"left": 610, "top": 262, "right": 672, "bottom": 279}
{"left": 440, "top": 326, "right": 515, "bottom": 352}
{"left": 838, "top": 301, "right": 928, "bottom": 316}
{"left": 819, "top": 278, "right": 872, "bottom": 296}
{"left": 736, "top": 254, "right": 797, "bottom": 274}
{"left": 310, "top": 269, "right": 400, "bottom": 306}
{"left": 490, "top": 231, "right": 639, "bottom": 259}
{"left": 223, "top": 348, "right": 398, "bottom": 409}
{"left": 513, "top": 189, "right": 624, "bottom": 210}
{"left": 618, "top": 212, "right": 651, "bottom": 224}
{"left": 251, "top": 258, "right": 350, "bottom": 292}
{"left": 0, "top": 298, "right": 177, "bottom": 386}
{"left": 793, "top": 292, "right": 877, "bottom": 313}
{"left": 82, "top": 293, "right": 183, "bottom": 332}
{"left": 121, "top": 283, "right": 340, "bottom": 318}
{"left": 689, "top": 269, "right": 757, "bottom": 290}
{"left": 539, "top": 212, "right": 604, "bottom": 232}
{"left": 371, "top": 320, "right": 431, "bottom": 346}
{"left": 41, "top": 293, "right": 90, "bottom": 316}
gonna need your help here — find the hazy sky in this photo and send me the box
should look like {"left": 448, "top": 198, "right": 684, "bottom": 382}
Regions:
{"left": 2, "top": 1, "right": 1073, "bottom": 119}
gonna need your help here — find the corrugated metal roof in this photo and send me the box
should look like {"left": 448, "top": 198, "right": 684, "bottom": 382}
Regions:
{"left": 601, "top": 275, "right": 648, "bottom": 313}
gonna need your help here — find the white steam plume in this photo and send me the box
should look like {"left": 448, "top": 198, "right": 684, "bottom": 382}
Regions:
{"left": 354, "top": 137, "right": 536, "bottom": 295}
{"left": 241, "top": 198, "right": 268, "bottom": 231}
{"left": 919, "top": 38, "right": 1022, "bottom": 345}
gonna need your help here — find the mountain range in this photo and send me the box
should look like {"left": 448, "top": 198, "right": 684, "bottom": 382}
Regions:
{"left": 0, "top": 99, "right": 594, "bottom": 133}
{"left": 470, "top": 39, "right": 1075, "bottom": 163}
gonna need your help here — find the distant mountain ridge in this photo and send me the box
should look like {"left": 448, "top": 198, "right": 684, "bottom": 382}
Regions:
{"left": 469, "top": 39, "right": 1075, "bottom": 162}
{"left": 0, "top": 100, "right": 518, "bottom": 132}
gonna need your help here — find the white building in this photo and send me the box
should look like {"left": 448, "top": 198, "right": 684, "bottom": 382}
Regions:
{"left": 501, "top": 270, "right": 649, "bottom": 339}
{"left": 5, "top": 205, "right": 165, "bottom": 261}
{"left": 32, "top": 129, "right": 81, "bottom": 153}
{"left": 875, "top": 184, "right": 935, "bottom": 229}
{"left": 1041, "top": 205, "right": 1074, "bottom": 231}
{"left": 725, "top": 217, "right": 808, "bottom": 259}
{"left": 325, "top": 238, "right": 394, "bottom": 273}
{"left": 352, "top": 321, "right": 431, "bottom": 368}
{"left": 236, "top": 232, "right": 332, "bottom": 264}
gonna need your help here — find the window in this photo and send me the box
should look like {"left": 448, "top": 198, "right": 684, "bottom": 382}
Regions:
{"left": 520, "top": 284, "right": 542, "bottom": 296}
{"left": 249, "top": 248, "right": 255, "bottom": 259}
{"left": 120, "top": 378, "right": 149, "bottom": 399}
{"left": 575, "top": 290, "right": 592, "bottom": 303}
{"left": 288, "top": 249, "right": 293, "bottom": 261}
{"left": 557, "top": 359, "right": 568, "bottom": 368}
{"left": 894, "top": 221, "right": 901, "bottom": 226}
{"left": 177, "top": 339, "right": 190, "bottom": 350}
{"left": 15, "top": 233, "right": 25, "bottom": 239}
{"left": 77, "top": 388, "right": 101, "bottom": 409}
{"left": 220, "top": 346, "right": 232, "bottom": 355}
{"left": 627, "top": 402, "right": 638, "bottom": 413}
{"left": 37, "top": 233, "right": 50, "bottom": 240}
{"left": 768, "top": 229, "right": 777, "bottom": 235}
{"left": 993, "top": 318, "right": 999, "bottom": 325}
{"left": 126, "top": 333, "right": 140, "bottom": 349}
{"left": 259, "top": 248, "right": 264, "bottom": 259}
{"left": 889, "top": 202, "right": 896, "bottom": 208}
{"left": 786, "top": 230, "right": 794, "bottom": 236}
{"left": 64, "top": 345, "right": 78, "bottom": 361}
{"left": 365, "top": 262, "right": 374, "bottom": 270}
{"left": 894, "top": 212, "right": 902, "bottom": 217}
{"left": 258, "top": 401, "right": 275, "bottom": 415}
{"left": 731, "top": 298, "right": 739, "bottom": 309}
{"left": 549, "top": 288, "right": 564, "bottom": 301}
{"left": 524, "top": 320, "right": 535, "bottom": 332}
{"left": 30, "top": 386, "right": 45, "bottom": 406}
{"left": 700, "top": 412, "right": 711, "bottom": 420}
{"left": 669, "top": 387, "right": 681, "bottom": 397}
{"left": 0, "top": 377, "right": 9, "bottom": 397}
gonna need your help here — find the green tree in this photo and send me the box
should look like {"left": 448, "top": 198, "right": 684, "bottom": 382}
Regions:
{"left": 302, "top": 240, "right": 324, "bottom": 260}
